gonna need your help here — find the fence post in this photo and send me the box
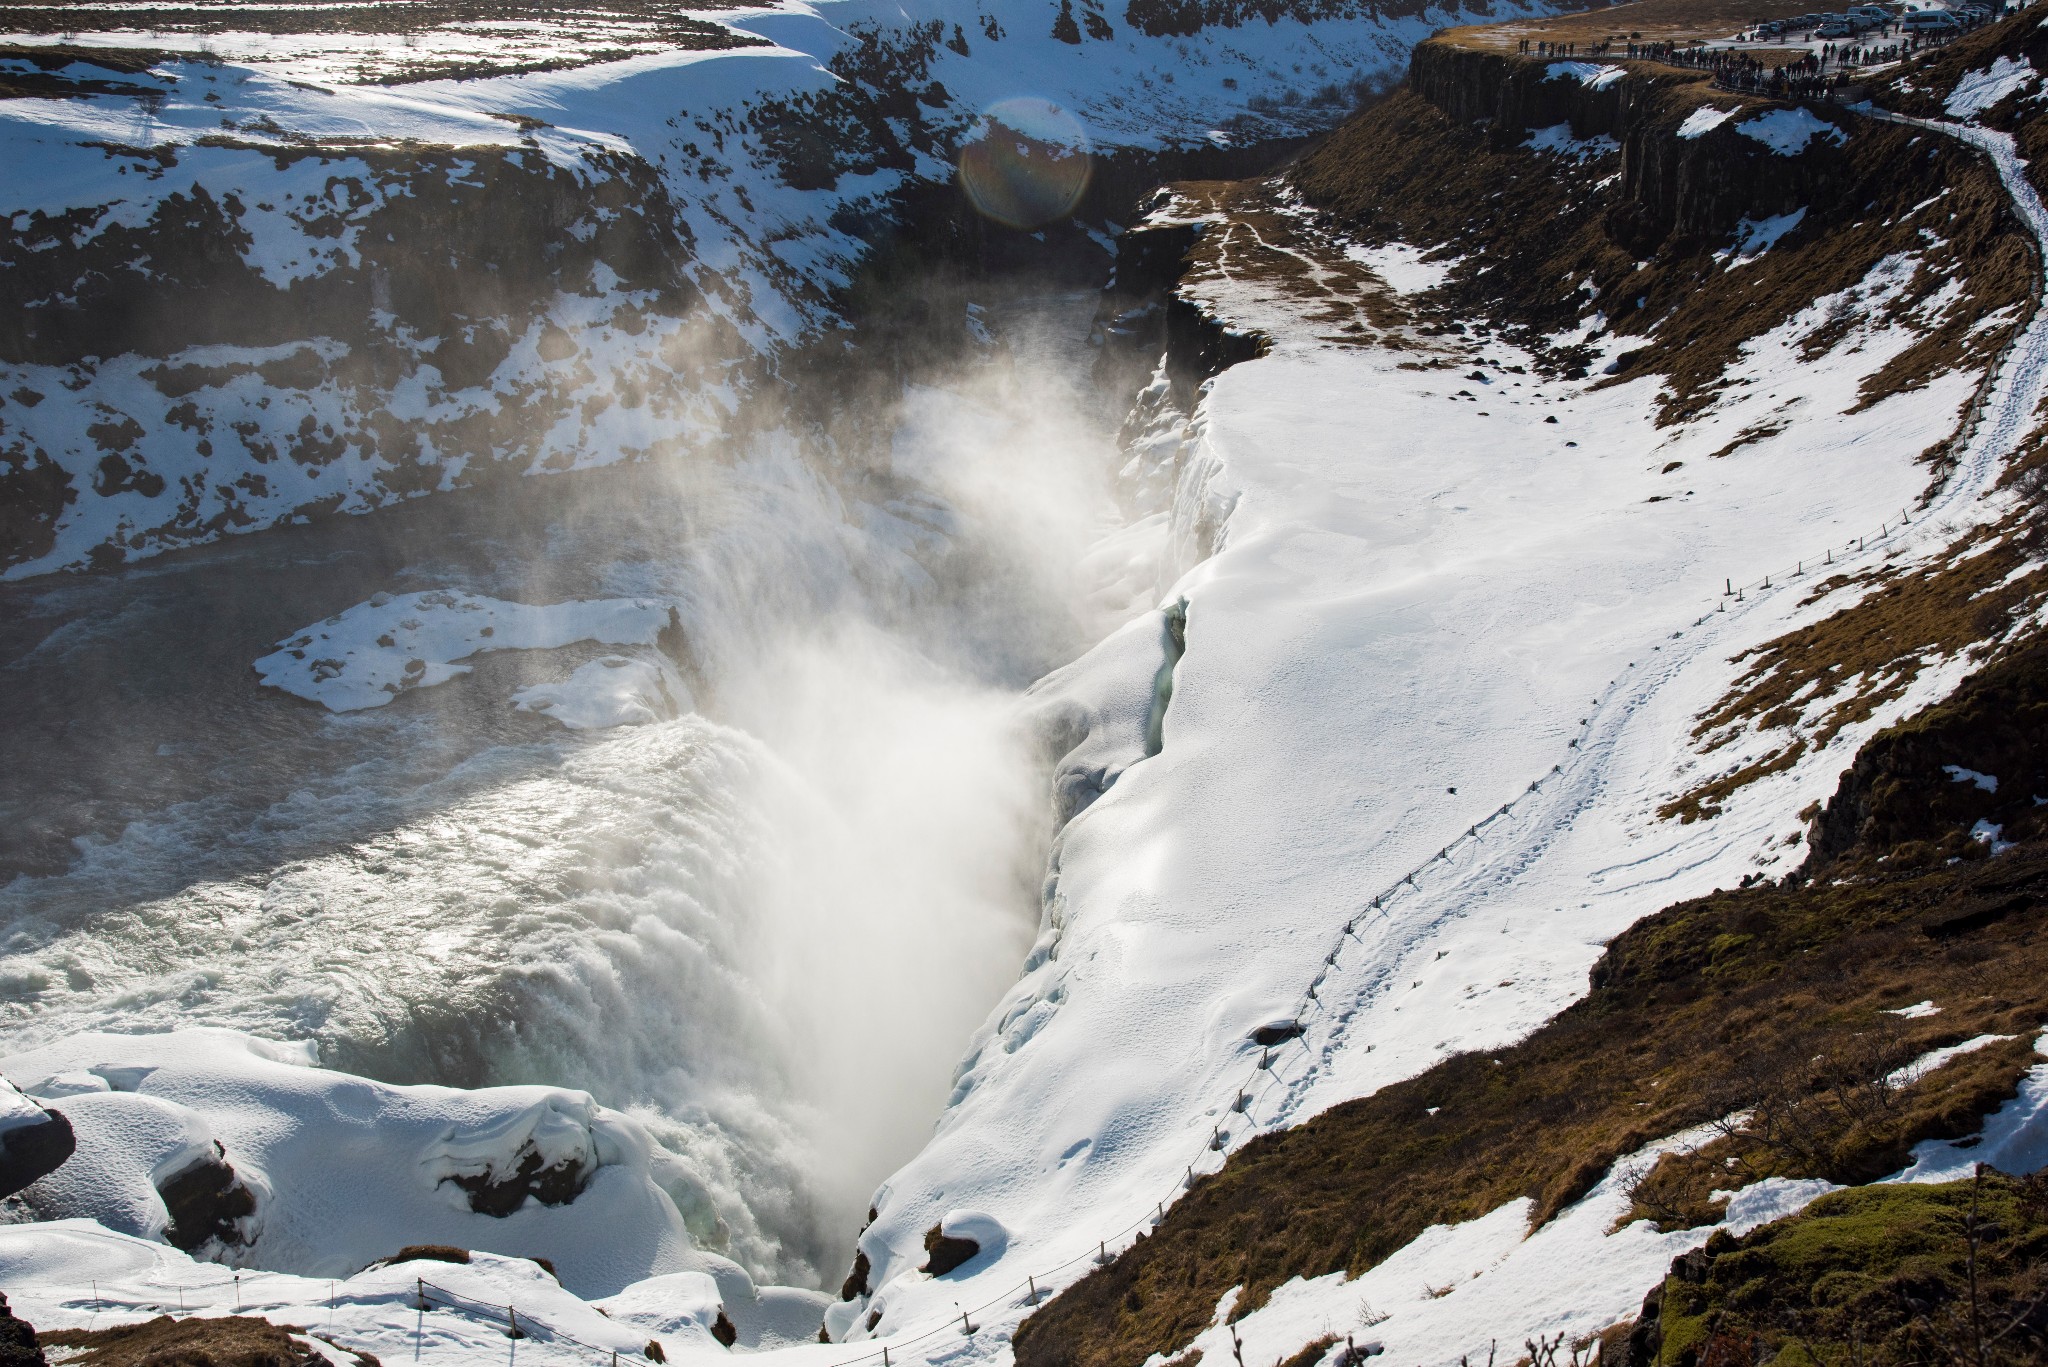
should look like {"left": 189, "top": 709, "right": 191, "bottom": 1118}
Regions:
{"left": 417, "top": 1278, "right": 426, "bottom": 1313}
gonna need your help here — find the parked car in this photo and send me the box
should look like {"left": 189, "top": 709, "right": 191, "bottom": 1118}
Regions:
{"left": 1901, "top": 9, "right": 1961, "bottom": 30}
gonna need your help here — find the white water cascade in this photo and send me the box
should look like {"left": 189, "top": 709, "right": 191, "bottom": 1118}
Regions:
{"left": 0, "top": 294, "right": 1167, "bottom": 1288}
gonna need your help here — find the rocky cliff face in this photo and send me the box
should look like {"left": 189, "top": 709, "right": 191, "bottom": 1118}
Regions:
{"left": 0, "top": 0, "right": 1536, "bottom": 579}
{"left": 1405, "top": 39, "right": 1854, "bottom": 250}
{"left": 1292, "top": 43, "right": 2024, "bottom": 418}
{"left": 1, "top": 139, "right": 729, "bottom": 575}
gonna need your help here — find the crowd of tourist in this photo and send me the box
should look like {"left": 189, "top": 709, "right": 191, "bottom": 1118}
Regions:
{"left": 1514, "top": 3, "right": 2004, "bottom": 89}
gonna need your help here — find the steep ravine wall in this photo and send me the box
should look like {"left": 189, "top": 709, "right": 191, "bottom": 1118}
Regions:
{"left": 1, "top": 0, "right": 1529, "bottom": 581}
{"left": 1, "top": 144, "right": 728, "bottom": 575}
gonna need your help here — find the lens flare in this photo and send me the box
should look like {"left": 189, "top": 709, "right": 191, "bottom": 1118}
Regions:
{"left": 957, "top": 97, "right": 1093, "bottom": 231}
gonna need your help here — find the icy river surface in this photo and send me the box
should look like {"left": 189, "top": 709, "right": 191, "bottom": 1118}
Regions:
{"left": 0, "top": 291, "right": 1158, "bottom": 1289}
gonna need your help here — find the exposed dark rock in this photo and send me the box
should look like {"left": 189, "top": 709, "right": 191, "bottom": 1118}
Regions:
{"left": 1250, "top": 1022, "right": 1304, "bottom": 1047}
{"left": 710, "top": 1313, "right": 736, "bottom": 1348}
{"left": 1406, "top": 39, "right": 1851, "bottom": 251}
{"left": 0, "top": 1106, "right": 73, "bottom": 1200}
{"left": 444, "top": 1142, "right": 590, "bottom": 1218}
{"left": 643, "top": 1341, "right": 665, "bottom": 1362}
{"left": 838, "top": 1249, "right": 871, "bottom": 1301}
{"left": 1094, "top": 215, "right": 1269, "bottom": 417}
{"left": 157, "top": 1141, "right": 257, "bottom": 1251}
{"left": 0, "top": 1293, "right": 44, "bottom": 1367}
{"left": 1809, "top": 638, "right": 2048, "bottom": 863}
{"left": 921, "top": 1222, "right": 981, "bottom": 1276}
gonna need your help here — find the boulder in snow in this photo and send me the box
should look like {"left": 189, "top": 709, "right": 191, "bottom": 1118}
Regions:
{"left": 0, "top": 1030, "right": 690, "bottom": 1296}
{"left": 0, "top": 1082, "right": 73, "bottom": 1201}
{"left": 920, "top": 1210, "right": 1006, "bottom": 1276}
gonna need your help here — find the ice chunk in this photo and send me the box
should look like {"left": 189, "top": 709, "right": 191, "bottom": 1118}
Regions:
{"left": 421, "top": 1093, "right": 602, "bottom": 1216}
{"left": 0, "top": 1029, "right": 689, "bottom": 1295}
{"left": 254, "top": 591, "right": 673, "bottom": 712}
{"left": 510, "top": 656, "right": 692, "bottom": 730}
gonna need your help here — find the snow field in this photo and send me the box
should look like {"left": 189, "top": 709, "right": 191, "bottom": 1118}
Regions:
{"left": 1945, "top": 54, "right": 2039, "bottom": 118}
{"left": 511, "top": 656, "right": 695, "bottom": 730}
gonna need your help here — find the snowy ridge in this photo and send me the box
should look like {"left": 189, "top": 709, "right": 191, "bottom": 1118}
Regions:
{"left": 0, "top": 0, "right": 1541, "bottom": 576}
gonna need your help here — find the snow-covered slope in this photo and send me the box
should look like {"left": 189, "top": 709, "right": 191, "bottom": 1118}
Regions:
{"left": 827, "top": 213, "right": 2029, "bottom": 1361}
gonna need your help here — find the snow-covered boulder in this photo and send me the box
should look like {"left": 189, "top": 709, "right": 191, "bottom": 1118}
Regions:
{"left": 0, "top": 1081, "right": 72, "bottom": 1202}
{"left": 0, "top": 1030, "right": 690, "bottom": 1296}
{"left": 920, "top": 1209, "right": 1007, "bottom": 1276}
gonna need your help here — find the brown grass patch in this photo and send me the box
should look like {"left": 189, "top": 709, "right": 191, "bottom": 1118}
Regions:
{"left": 1626, "top": 1033, "right": 2041, "bottom": 1229}
{"left": 42, "top": 1319, "right": 323, "bottom": 1367}
{"left": 1661, "top": 528, "right": 2048, "bottom": 821}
